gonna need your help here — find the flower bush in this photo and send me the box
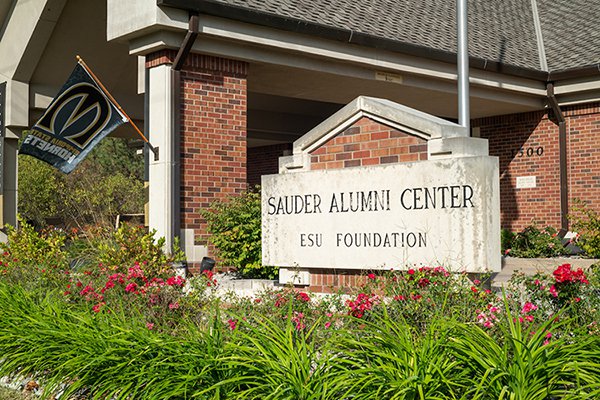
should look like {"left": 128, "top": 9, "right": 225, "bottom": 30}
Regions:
{"left": 504, "top": 224, "right": 568, "bottom": 258}
{"left": 0, "top": 226, "right": 598, "bottom": 400}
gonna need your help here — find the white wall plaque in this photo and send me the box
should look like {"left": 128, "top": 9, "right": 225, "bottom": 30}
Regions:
{"left": 262, "top": 156, "right": 501, "bottom": 273}
{"left": 516, "top": 175, "right": 536, "bottom": 189}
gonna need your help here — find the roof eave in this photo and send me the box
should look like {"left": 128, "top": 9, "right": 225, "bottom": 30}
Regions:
{"left": 158, "top": 0, "right": 599, "bottom": 83}
{"left": 548, "top": 64, "right": 600, "bottom": 82}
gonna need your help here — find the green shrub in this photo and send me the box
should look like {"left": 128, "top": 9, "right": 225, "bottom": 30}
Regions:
{"left": 203, "top": 190, "right": 277, "bottom": 279}
{"left": 570, "top": 199, "right": 600, "bottom": 258}
{"left": 501, "top": 228, "right": 514, "bottom": 254}
{"left": 506, "top": 225, "right": 567, "bottom": 258}
{"left": 0, "top": 219, "right": 68, "bottom": 291}
{"left": 95, "top": 223, "right": 171, "bottom": 276}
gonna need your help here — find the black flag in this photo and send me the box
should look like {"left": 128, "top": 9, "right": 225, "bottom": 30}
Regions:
{"left": 19, "top": 63, "right": 127, "bottom": 173}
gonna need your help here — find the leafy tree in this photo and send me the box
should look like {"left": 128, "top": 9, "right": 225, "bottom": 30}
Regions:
{"left": 17, "top": 135, "right": 145, "bottom": 229}
{"left": 17, "top": 156, "right": 61, "bottom": 227}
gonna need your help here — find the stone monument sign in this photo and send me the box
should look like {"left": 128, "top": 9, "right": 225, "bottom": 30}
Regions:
{"left": 262, "top": 97, "right": 500, "bottom": 282}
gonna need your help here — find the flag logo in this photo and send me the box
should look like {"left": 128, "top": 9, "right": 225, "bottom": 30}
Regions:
{"left": 20, "top": 63, "right": 127, "bottom": 173}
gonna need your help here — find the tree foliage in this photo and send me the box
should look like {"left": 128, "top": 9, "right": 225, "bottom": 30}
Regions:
{"left": 18, "top": 136, "right": 145, "bottom": 229}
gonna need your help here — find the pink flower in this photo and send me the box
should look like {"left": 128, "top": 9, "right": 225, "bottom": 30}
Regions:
{"left": 521, "top": 302, "right": 538, "bottom": 314}
{"left": 146, "top": 322, "right": 154, "bottom": 330}
{"left": 292, "top": 311, "right": 305, "bottom": 330}
{"left": 325, "top": 322, "right": 332, "bottom": 329}
{"left": 168, "top": 302, "right": 180, "bottom": 310}
{"left": 227, "top": 319, "right": 237, "bottom": 330}
{"left": 549, "top": 285, "right": 558, "bottom": 298}
{"left": 525, "top": 315, "right": 534, "bottom": 322}
{"left": 367, "top": 273, "right": 376, "bottom": 280}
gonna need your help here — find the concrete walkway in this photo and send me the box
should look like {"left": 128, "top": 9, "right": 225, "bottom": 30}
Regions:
{"left": 490, "top": 257, "right": 597, "bottom": 288}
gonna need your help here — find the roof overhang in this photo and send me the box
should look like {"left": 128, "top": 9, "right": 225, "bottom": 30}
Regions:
{"left": 157, "top": 0, "right": 600, "bottom": 84}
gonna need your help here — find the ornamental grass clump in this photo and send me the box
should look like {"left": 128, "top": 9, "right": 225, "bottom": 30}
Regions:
{"left": 213, "top": 308, "right": 345, "bottom": 400}
{"left": 0, "top": 254, "right": 599, "bottom": 398}
{"left": 333, "top": 309, "right": 468, "bottom": 399}
{"left": 0, "top": 280, "right": 229, "bottom": 400}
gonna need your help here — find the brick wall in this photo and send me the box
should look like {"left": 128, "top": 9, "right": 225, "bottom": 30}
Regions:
{"left": 310, "top": 116, "right": 428, "bottom": 169}
{"left": 147, "top": 51, "right": 248, "bottom": 262}
{"left": 309, "top": 269, "right": 369, "bottom": 293}
{"left": 473, "top": 101, "right": 600, "bottom": 232}
{"left": 247, "top": 143, "right": 292, "bottom": 187}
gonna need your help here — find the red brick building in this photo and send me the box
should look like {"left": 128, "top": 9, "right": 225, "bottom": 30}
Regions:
{"left": 0, "top": 0, "right": 598, "bottom": 269}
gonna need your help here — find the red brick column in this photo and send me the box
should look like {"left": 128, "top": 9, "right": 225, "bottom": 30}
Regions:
{"left": 147, "top": 51, "right": 248, "bottom": 267}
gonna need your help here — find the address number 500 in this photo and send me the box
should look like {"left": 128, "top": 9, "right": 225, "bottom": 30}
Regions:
{"left": 511, "top": 146, "right": 544, "bottom": 158}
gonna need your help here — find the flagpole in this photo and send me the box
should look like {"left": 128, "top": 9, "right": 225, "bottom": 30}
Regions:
{"left": 75, "top": 55, "right": 159, "bottom": 160}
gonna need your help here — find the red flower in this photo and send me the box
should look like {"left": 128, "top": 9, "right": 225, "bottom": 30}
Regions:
{"left": 92, "top": 302, "right": 105, "bottom": 313}
{"left": 418, "top": 278, "right": 430, "bottom": 288}
{"left": 367, "top": 273, "right": 376, "bottom": 280}
{"left": 296, "top": 292, "right": 311, "bottom": 302}
{"left": 521, "top": 302, "right": 538, "bottom": 314}
{"left": 553, "top": 263, "right": 588, "bottom": 284}
{"left": 166, "top": 276, "right": 185, "bottom": 286}
{"left": 125, "top": 283, "right": 138, "bottom": 293}
{"left": 346, "top": 293, "right": 379, "bottom": 318}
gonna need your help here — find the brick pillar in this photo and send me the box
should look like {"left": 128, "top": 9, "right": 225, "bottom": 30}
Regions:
{"left": 147, "top": 51, "right": 248, "bottom": 267}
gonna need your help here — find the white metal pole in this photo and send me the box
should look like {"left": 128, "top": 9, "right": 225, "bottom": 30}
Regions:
{"left": 457, "top": 0, "right": 470, "bottom": 131}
